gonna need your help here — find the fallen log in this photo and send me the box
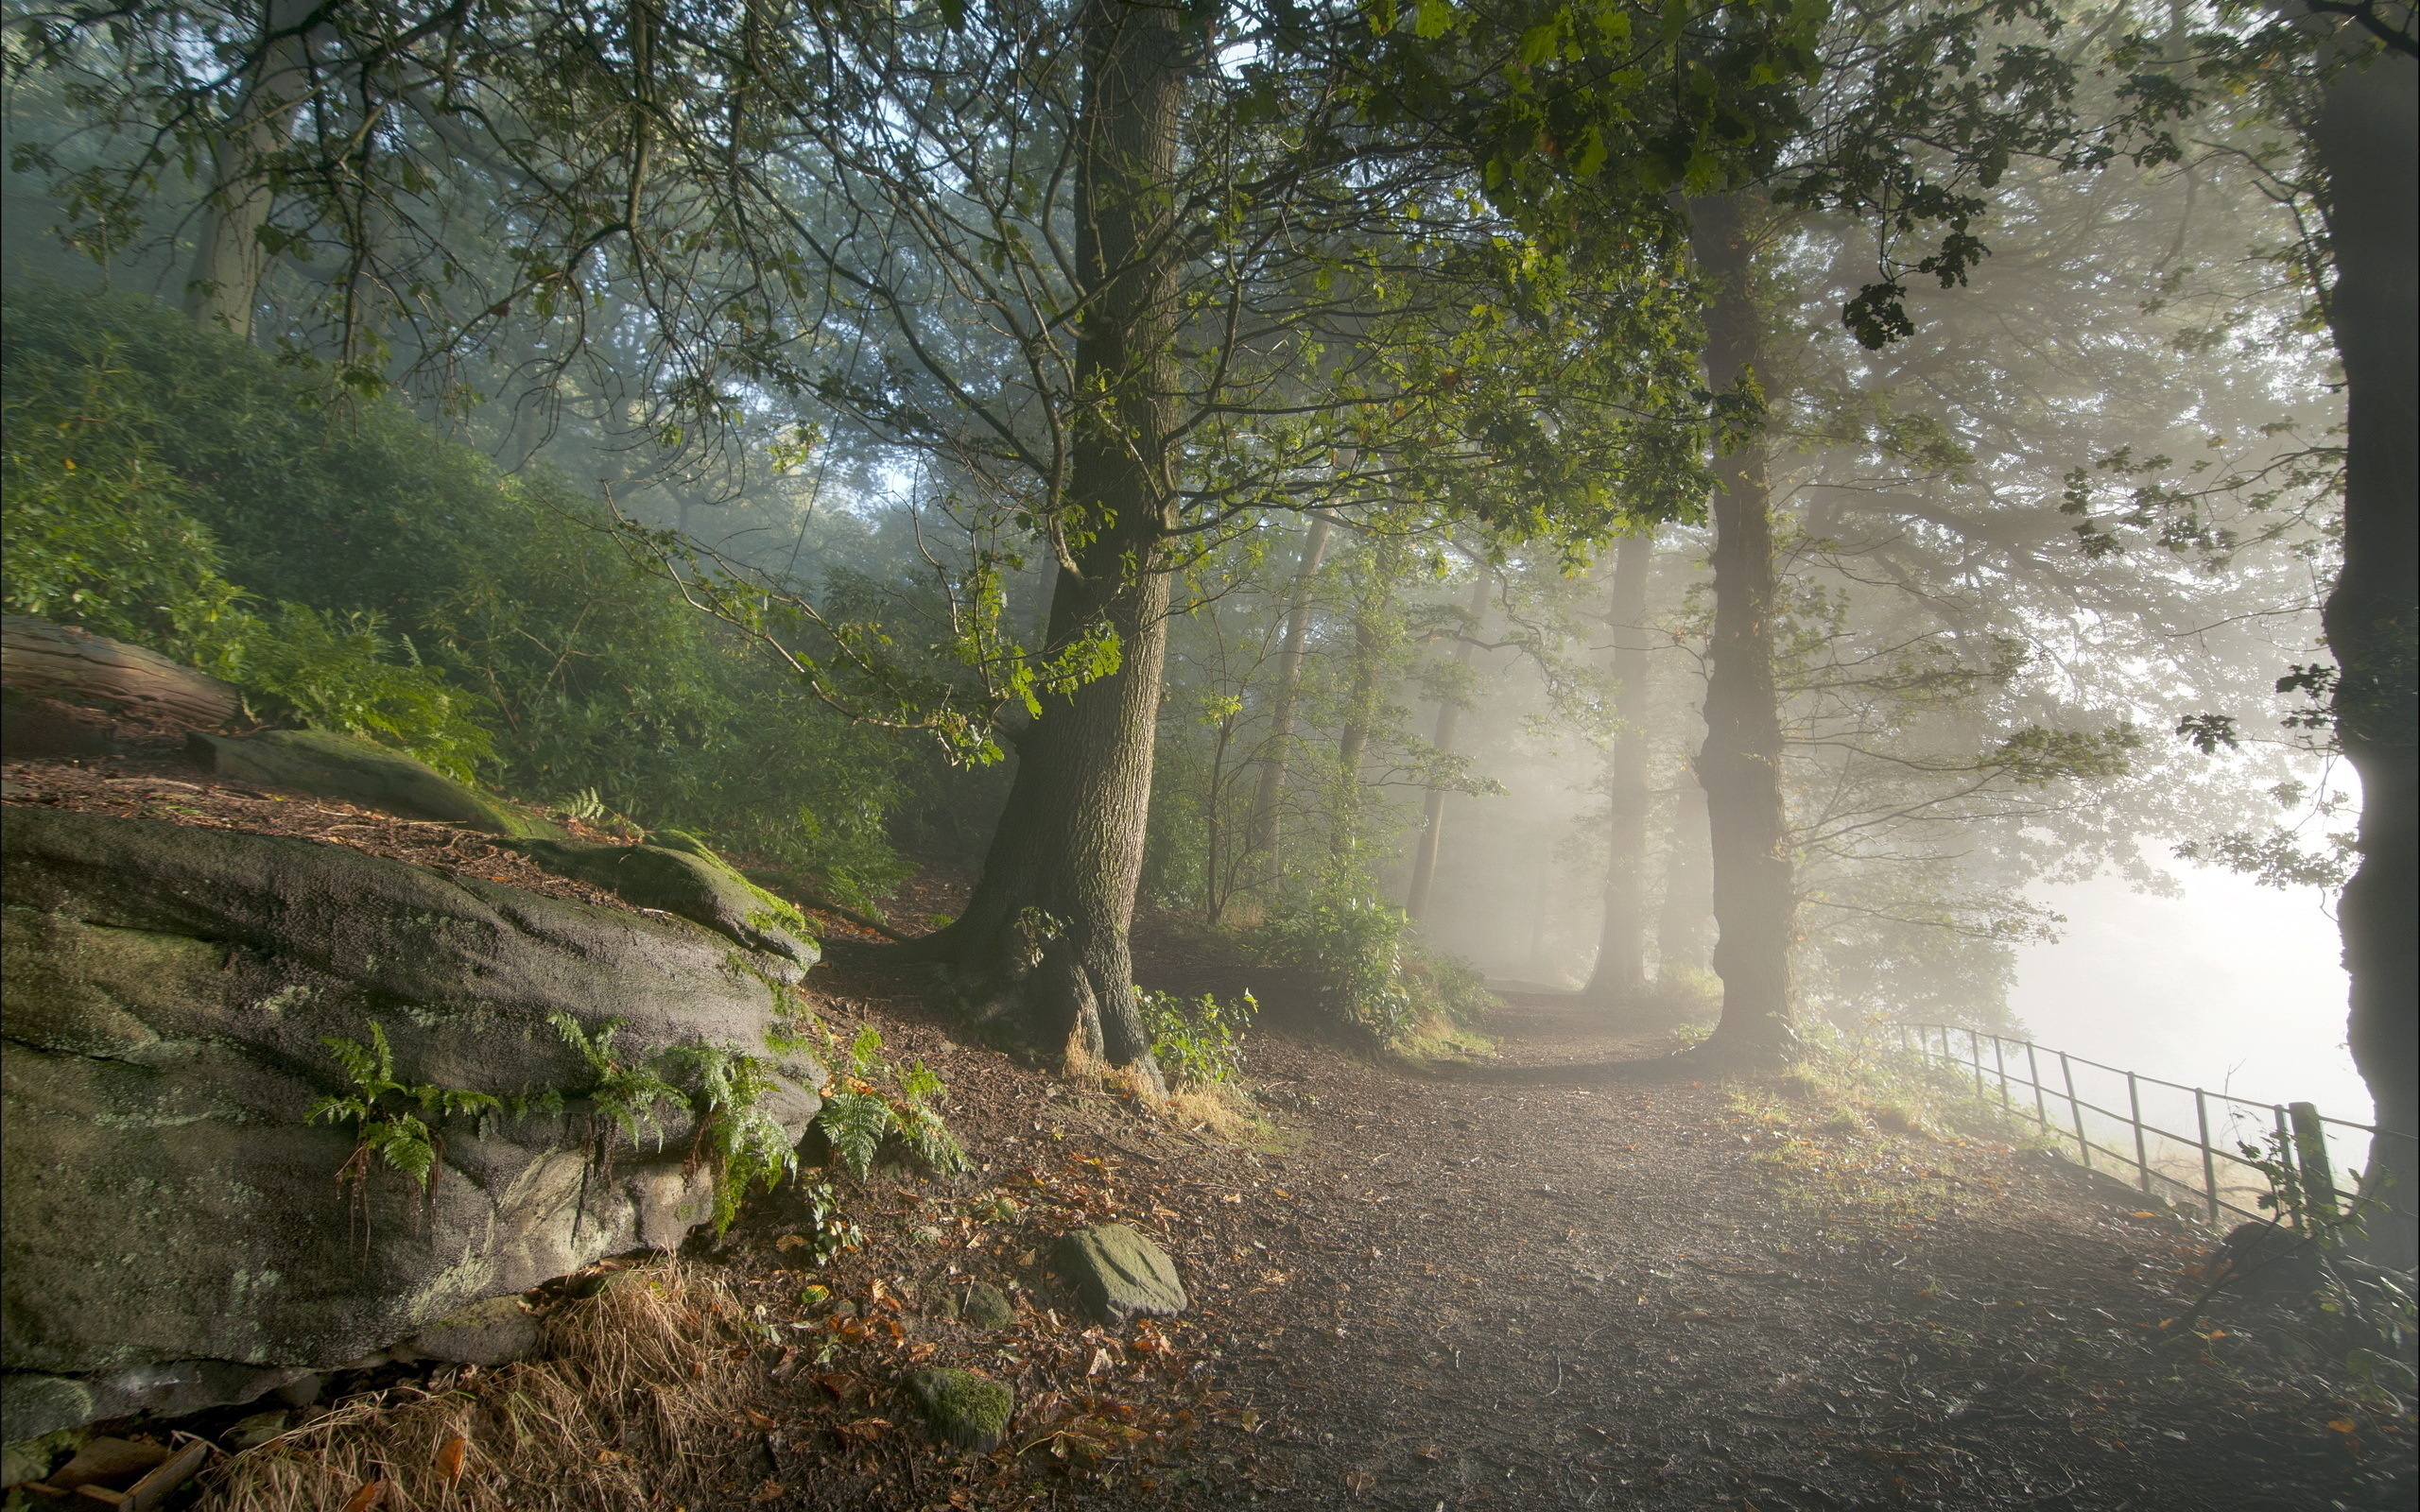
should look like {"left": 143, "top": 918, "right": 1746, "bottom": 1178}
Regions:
{"left": 1, "top": 615, "right": 240, "bottom": 735}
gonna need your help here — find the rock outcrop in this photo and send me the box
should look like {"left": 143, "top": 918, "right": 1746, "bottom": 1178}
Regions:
{"left": 0, "top": 808, "right": 823, "bottom": 1446}
{"left": 185, "top": 728, "right": 560, "bottom": 839}
{"left": 511, "top": 830, "right": 818, "bottom": 976}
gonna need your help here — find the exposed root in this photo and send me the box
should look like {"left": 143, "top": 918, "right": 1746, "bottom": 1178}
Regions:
{"left": 193, "top": 1261, "right": 765, "bottom": 1512}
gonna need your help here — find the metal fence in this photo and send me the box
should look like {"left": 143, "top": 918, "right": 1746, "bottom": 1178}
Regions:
{"left": 1890, "top": 1022, "right": 2414, "bottom": 1232}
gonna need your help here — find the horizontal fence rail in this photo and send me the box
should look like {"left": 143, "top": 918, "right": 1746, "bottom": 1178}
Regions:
{"left": 1890, "top": 1023, "right": 2414, "bottom": 1231}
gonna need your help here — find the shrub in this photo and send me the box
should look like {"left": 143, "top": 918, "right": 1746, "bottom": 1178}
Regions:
{"left": 1261, "top": 889, "right": 1414, "bottom": 1039}
{"left": 1139, "top": 988, "right": 1257, "bottom": 1091}
{"left": 3, "top": 286, "right": 916, "bottom": 902}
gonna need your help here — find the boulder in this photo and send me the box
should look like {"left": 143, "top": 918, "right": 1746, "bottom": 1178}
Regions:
{"left": 904, "top": 1368, "right": 1013, "bottom": 1452}
{"left": 1048, "top": 1225, "right": 1187, "bottom": 1326}
{"left": 185, "top": 728, "right": 560, "bottom": 838}
{"left": 2213, "top": 1222, "right": 2327, "bottom": 1297}
{"left": 397, "top": 1296, "right": 541, "bottom": 1367}
{"left": 512, "top": 831, "right": 818, "bottom": 974}
{"left": 0, "top": 808, "right": 824, "bottom": 1444}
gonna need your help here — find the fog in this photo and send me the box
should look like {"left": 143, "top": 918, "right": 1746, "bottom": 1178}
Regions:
{"left": 2014, "top": 865, "right": 2367, "bottom": 1125}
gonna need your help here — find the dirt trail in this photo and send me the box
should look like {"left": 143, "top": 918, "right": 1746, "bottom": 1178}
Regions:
{"left": 710, "top": 971, "right": 2408, "bottom": 1512}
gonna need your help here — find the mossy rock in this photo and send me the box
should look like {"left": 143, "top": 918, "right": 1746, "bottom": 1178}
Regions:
{"left": 0, "top": 807, "right": 824, "bottom": 1441}
{"left": 512, "top": 832, "right": 818, "bottom": 975}
{"left": 187, "top": 729, "right": 559, "bottom": 838}
{"left": 905, "top": 1368, "right": 1012, "bottom": 1452}
{"left": 1049, "top": 1224, "right": 1187, "bottom": 1326}
{"left": 960, "top": 1281, "right": 1017, "bottom": 1331}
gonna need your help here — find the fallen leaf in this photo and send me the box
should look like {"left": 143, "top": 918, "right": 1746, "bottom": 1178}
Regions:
{"left": 744, "top": 1409, "right": 779, "bottom": 1431}
{"left": 1345, "top": 1469, "right": 1376, "bottom": 1494}
{"left": 435, "top": 1435, "right": 468, "bottom": 1484}
{"left": 2326, "top": 1419, "right": 2358, "bottom": 1434}
{"left": 774, "top": 1233, "right": 807, "bottom": 1251}
{"left": 339, "top": 1482, "right": 388, "bottom": 1512}
{"left": 835, "top": 1418, "right": 893, "bottom": 1442}
{"left": 2130, "top": 1211, "right": 2158, "bottom": 1219}
{"left": 1413, "top": 1444, "right": 1442, "bottom": 1462}
{"left": 752, "top": 1480, "right": 787, "bottom": 1503}
{"left": 1087, "top": 1347, "right": 1113, "bottom": 1377}
{"left": 814, "top": 1372, "right": 862, "bottom": 1400}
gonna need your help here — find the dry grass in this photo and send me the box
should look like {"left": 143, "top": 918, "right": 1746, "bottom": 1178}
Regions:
{"left": 1163, "top": 1083, "right": 1262, "bottom": 1142}
{"left": 193, "top": 1262, "right": 766, "bottom": 1512}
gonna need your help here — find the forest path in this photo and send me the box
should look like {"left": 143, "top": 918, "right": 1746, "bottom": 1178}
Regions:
{"left": 726, "top": 962, "right": 2406, "bottom": 1512}
{"left": 1178, "top": 994, "right": 2397, "bottom": 1510}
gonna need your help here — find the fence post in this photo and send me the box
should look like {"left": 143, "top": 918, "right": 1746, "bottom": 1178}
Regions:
{"left": 2273, "top": 1105, "right": 2298, "bottom": 1228}
{"left": 2127, "top": 1072, "right": 2151, "bottom": 1195}
{"left": 2063, "top": 1052, "right": 2090, "bottom": 1169}
{"left": 2288, "top": 1102, "right": 2339, "bottom": 1222}
{"left": 2026, "top": 1042, "right": 2048, "bottom": 1132}
{"left": 1992, "top": 1037, "right": 2012, "bottom": 1113}
{"left": 2195, "top": 1089, "right": 2220, "bottom": 1224}
{"left": 1969, "top": 1027, "right": 1986, "bottom": 1101}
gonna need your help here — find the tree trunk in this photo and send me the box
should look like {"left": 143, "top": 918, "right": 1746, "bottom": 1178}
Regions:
{"left": 1687, "top": 195, "right": 1797, "bottom": 1067}
{"left": 1332, "top": 552, "right": 1392, "bottom": 867}
{"left": 1583, "top": 531, "right": 1655, "bottom": 1007}
{"left": 1247, "top": 516, "right": 1333, "bottom": 878}
{"left": 184, "top": 0, "right": 318, "bottom": 338}
{"left": 1655, "top": 777, "right": 1715, "bottom": 976}
{"left": 1406, "top": 572, "right": 1490, "bottom": 922}
{"left": 2308, "top": 36, "right": 2417, "bottom": 1267}
{"left": 912, "top": 0, "right": 1188, "bottom": 1082}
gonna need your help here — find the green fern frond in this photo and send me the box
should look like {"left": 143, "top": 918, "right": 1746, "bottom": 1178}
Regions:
{"left": 819, "top": 1091, "right": 894, "bottom": 1179}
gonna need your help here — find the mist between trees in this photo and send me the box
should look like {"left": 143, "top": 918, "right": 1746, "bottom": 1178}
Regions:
{"left": 1, "top": 0, "right": 2409, "bottom": 1261}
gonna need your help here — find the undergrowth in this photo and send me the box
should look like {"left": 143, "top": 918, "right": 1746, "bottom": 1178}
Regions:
{"left": 192, "top": 1261, "right": 764, "bottom": 1512}
{"left": 799, "top": 1022, "right": 970, "bottom": 1180}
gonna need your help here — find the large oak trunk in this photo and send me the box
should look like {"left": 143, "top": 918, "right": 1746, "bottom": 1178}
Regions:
{"left": 2308, "top": 40, "right": 2417, "bottom": 1266}
{"left": 1583, "top": 531, "right": 1655, "bottom": 1008}
{"left": 913, "top": 0, "right": 1188, "bottom": 1080}
{"left": 1687, "top": 196, "right": 1798, "bottom": 1066}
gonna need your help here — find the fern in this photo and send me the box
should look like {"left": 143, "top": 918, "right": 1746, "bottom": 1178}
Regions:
{"left": 549, "top": 1010, "right": 683, "bottom": 1153}
{"left": 310, "top": 1021, "right": 500, "bottom": 1207}
{"left": 666, "top": 1043, "right": 802, "bottom": 1234}
{"left": 819, "top": 1091, "right": 895, "bottom": 1180}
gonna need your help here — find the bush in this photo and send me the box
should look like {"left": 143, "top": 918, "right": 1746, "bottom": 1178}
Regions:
{"left": 2, "top": 287, "right": 917, "bottom": 902}
{"left": 2, "top": 329, "right": 494, "bottom": 776}
{"left": 1139, "top": 988, "right": 1257, "bottom": 1091}
{"left": 1261, "top": 889, "right": 1415, "bottom": 1039}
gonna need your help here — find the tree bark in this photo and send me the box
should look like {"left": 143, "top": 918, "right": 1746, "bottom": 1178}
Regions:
{"left": 1247, "top": 516, "right": 1333, "bottom": 877}
{"left": 1687, "top": 195, "right": 1797, "bottom": 1067}
{"left": 1655, "top": 776, "right": 1715, "bottom": 976}
{"left": 1582, "top": 531, "right": 1655, "bottom": 1006}
{"left": 2308, "top": 35, "right": 2417, "bottom": 1266}
{"left": 1406, "top": 572, "right": 1491, "bottom": 922}
{"left": 910, "top": 0, "right": 1188, "bottom": 1082}
{"left": 1, "top": 615, "right": 242, "bottom": 730}
{"left": 183, "top": 0, "right": 318, "bottom": 338}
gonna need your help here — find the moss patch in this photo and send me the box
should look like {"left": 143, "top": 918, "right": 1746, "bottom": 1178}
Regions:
{"left": 905, "top": 1367, "right": 1012, "bottom": 1452}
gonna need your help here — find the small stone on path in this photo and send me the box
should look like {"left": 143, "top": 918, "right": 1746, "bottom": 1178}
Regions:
{"left": 961, "top": 1280, "right": 1017, "bottom": 1330}
{"left": 905, "top": 1368, "right": 1012, "bottom": 1451}
{"left": 1050, "top": 1223, "right": 1186, "bottom": 1326}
